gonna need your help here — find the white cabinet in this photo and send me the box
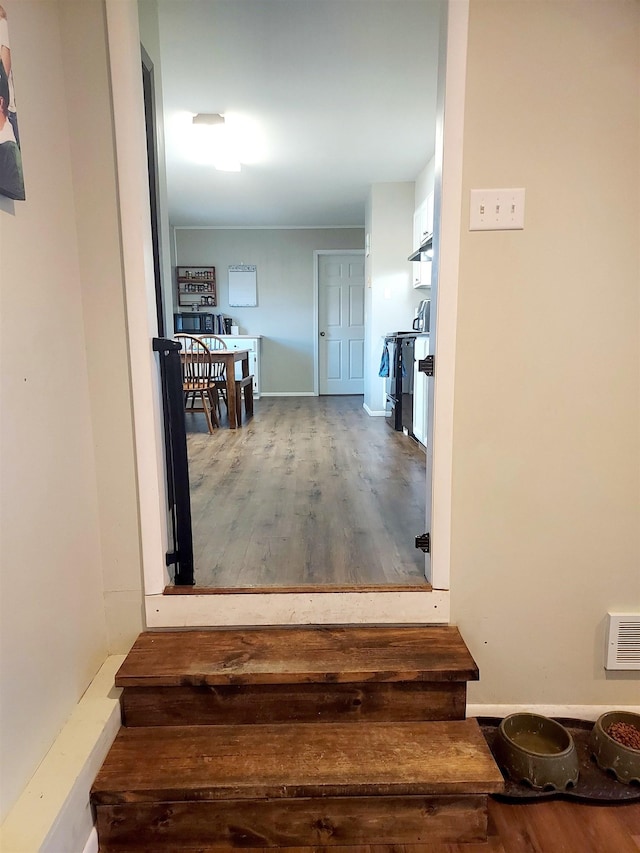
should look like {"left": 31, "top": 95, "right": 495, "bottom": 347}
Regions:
{"left": 412, "top": 192, "right": 434, "bottom": 289}
{"left": 199, "top": 335, "right": 262, "bottom": 398}
{"left": 412, "top": 192, "right": 434, "bottom": 249}
{"left": 412, "top": 335, "right": 429, "bottom": 446}
{"left": 412, "top": 258, "right": 432, "bottom": 289}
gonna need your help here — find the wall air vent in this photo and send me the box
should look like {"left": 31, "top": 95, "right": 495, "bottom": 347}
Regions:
{"left": 605, "top": 613, "right": 640, "bottom": 671}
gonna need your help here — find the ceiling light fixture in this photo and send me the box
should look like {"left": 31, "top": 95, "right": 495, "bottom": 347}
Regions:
{"left": 192, "top": 113, "right": 226, "bottom": 127}
{"left": 191, "top": 113, "right": 241, "bottom": 172}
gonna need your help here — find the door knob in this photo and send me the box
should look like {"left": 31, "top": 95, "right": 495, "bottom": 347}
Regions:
{"left": 320, "top": 331, "right": 325, "bottom": 336}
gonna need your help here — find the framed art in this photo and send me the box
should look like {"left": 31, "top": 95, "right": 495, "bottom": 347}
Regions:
{"left": 0, "top": 3, "right": 25, "bottom": 201}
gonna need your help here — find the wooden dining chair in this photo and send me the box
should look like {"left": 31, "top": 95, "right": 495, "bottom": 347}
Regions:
{"left": 200, "top": 334, "right": 229, "bottom": 416}
{"left": 174, "top": 334, "right": 219, "bottom": 433}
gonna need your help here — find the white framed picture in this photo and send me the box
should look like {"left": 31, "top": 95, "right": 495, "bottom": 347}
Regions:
{"left": 228, "top": 264, "right": 257, "bottom": 307}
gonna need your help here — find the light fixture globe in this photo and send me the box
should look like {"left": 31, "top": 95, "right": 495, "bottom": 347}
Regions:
{"left": 192, "top": 113, "right": 225, "bottom": 126}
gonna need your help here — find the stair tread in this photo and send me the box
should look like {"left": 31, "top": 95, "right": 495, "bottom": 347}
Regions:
{"left": 115, "top": 626, "right": 479, "bottom": 687}
{"left": 91, "top": 719, "right": 504, "bottom": 804}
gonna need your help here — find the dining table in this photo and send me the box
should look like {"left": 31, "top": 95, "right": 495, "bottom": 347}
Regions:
{"left": 209, "top": 348, "right": 252, "bottom": 429}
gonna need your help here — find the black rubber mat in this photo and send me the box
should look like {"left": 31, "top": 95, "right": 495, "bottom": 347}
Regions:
{"left": 478, "top": 717, "right": 640, "bottom": 803}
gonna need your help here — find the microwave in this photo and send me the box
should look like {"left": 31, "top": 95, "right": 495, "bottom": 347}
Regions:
{"left": 174, "top": 312, "right": 215, "bottom": 334}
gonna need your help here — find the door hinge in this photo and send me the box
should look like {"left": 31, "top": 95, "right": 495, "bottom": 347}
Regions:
{"left": 415, "top": 532, "right": 431, "bottom": 553}
{"left": 418, "top": 355, "right": 434, "bottom": 376}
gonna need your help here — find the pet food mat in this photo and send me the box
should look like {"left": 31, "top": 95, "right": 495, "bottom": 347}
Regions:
{"left": 478, "top": 717, "right": 640, "bottom": 803}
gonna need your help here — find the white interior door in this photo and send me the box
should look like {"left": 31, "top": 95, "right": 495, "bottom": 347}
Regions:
{"left": 318, "top": 253, "right": 365, "bottom": 395}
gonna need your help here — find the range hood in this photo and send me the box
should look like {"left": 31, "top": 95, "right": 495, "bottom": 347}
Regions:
{"left": 408, "top": 233, "right": 433, "bottom": 263}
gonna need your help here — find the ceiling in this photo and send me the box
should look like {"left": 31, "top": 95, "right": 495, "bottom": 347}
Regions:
{"left": 156, "top": 0, "right": 441, "bottom": 228}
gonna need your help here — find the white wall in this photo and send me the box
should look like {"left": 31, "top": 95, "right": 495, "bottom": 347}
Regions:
{"left": 0, "top": 0, "right": 143, "bottom": 819}
{"left": 363, "top": 182, "right": 426, "bottom": 413}
{"left": 415, "top": 156, "right": 435, "bottom": 209}
{"left": 175, "top": 228, "right": 363, "bottom": 393}
{"left": 452, "top": 0, "right": 640, "bottom": 704}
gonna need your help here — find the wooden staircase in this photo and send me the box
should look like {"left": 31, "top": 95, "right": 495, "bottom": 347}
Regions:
{"left": 91, "top": 626, "right": 503, "bottom": 850}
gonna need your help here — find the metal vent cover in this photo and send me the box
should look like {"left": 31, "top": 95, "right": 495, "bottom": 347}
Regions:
{"left": 605, "top": 613, "right": 640, "bottom": 671}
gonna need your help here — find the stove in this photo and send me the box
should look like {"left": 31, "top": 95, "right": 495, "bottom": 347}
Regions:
{"left": 383, "top": 334, "right": 416, "bottom": 432}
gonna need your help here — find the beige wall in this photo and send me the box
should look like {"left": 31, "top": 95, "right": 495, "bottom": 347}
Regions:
{"left": 0, "top": 0, "right": 142, "bottom": 819}
{"left": 451, "top": 0, "right": 640, "bottom": 704}
{"left": 175, "top": 228, "right": 364, "bottom": 393}
{"left": 60, "top": 0, "right": 144, "bottom": 653}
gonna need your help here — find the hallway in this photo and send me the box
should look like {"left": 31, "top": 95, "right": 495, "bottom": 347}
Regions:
{"left": 184, "top": 396, "right": 428, "bottom": 588}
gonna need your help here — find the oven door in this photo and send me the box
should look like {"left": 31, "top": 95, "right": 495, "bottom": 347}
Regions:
{"left": 384, "top": 337, "right": 402, "bottom": 430}
{"left": 400, "top": 337, "right": 415, "bottom": 434}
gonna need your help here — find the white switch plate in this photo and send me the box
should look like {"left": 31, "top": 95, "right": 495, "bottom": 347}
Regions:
{"left": 469, "top": 188, "right": 525, "bottom": 231}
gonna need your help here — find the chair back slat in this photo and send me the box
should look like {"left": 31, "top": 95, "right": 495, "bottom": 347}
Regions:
{"left": 199, "top": 335, "right": 227, "bottom": 380}
{"left": 175, "top": 334, "right": 214, "bottom": 387}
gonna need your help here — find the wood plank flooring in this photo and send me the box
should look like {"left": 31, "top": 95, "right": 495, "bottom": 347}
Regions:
{"left": 185, "top": 396, "right": 427, "bottom": 588}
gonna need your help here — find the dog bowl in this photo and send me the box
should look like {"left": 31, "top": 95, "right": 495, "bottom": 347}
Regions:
{"left": 589, "top": 711, "right": 640, "bottom": 785}
{"left": 493, "top": 713, "right": 579, "bottom": 790}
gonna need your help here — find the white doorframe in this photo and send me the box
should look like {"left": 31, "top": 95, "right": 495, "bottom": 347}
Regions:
{"left": 313, "top": 249, "right": 366, "bottom": 396}
{"left": 426, "top": 0, "right": 469, "bottom": 590}
{"left": 105, "top": 0, "right": 169, "bottom": 597}
{"left": 105, "top": 0, "right": 468, "bottom": 624}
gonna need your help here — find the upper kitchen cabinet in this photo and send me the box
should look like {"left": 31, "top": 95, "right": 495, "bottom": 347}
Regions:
{"left": 414, "top": 192, "right": 434, "bottom": 246}
{"left": 412, "top": 192, "right": 434, "bottom": 289}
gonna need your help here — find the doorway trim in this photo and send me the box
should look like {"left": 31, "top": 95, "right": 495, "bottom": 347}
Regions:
{"left": 106, "top": 0, "right": 468, "bottom": 625}
{"left": 105, "top": 0, "right": 169, "bottom": 598}
{"left": 313, "top": 249, "right": 366, "bottom": 397}
{"left": 426, "top": 0, "right": 469, "bottom": 591}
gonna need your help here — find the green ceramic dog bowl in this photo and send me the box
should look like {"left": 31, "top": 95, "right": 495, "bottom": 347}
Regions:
{"left": 589, "top": 711, "right": 640, "bottom": 785}
{"left": 494, "top": 713, "right": 579, "bottom": 791}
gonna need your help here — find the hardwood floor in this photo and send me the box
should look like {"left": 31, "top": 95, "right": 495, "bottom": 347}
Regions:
{"left": 185, "top": 396, "right": 428, "bottom": 588}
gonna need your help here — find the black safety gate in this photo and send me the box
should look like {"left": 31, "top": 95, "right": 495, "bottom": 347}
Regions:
{"left": 153, "top": 337, "right": 194, "bottom": 586}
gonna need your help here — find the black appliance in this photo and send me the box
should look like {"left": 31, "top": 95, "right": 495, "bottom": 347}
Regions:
{"left": 174, "top": 312, "right": 215, "bottom": 334}
{"left": 384, "top": 333, "right": 416, "bottom": 433}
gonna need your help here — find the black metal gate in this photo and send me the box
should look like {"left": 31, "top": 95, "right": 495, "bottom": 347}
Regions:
{"left": 153, "top": 337, "right": 194, "bottom": 586}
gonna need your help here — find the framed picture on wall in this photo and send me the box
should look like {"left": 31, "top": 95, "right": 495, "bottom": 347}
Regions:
{"left": 0, "top": 3, "right": 25, "bottom": 201}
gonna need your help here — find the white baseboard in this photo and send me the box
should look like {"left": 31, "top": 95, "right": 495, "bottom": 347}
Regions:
{"left": 467, "top": 703, "right": 640, "bottom": 721}
{"left": 363, "top": 403, "right": 387, "bottom": 417}
{"left": 0, "top": 656, "right": 124, "bottom": 853}
{"left": 260, "top": 391, "right": 316, "bottom": 397}
{"left": 82, "top": 827, "right": 99, "bottom": 853}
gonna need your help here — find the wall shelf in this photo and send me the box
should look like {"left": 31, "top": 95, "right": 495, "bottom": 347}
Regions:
{"left": 177, "top": 265, "right": 216, "bottom": 307}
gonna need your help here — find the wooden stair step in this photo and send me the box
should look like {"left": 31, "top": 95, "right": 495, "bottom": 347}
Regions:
{"left": 92, "top": 719, "right": 504, "bottom": 850}
{"left": 92, "top": 719, "right": 501, "bottom": 802}
{"left": 117, "top": 626, "right": 478, "bottom": 726}
{"left": 116, "top": 626, "right": 478, "bottom": 686}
